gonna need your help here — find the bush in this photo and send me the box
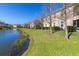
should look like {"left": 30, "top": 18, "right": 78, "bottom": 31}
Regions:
{"left": 17, "top": 25, "right": 24, "bottom": 28}
{"left": 52, "top": 26, "right": 61, "bottom": 32}
{"left": 67, "top": 26, "right": 76, "bottom": 32}
{"left": 0, "top": 27, "right": 6, "bottom": 30}
{"left": 43, "top": 26, "right": 61, "bottom": 31}
{"left": 35, "top": 25, "right": 41, "bottom": 29}
{"left": 5, "top": 26, "right": 13, "bottom": 29}
{"left": 35, "top": 24, "right": 43, "bottom": 29}
{"left": 0, "top": 27, "right": 3, "bottom": 30}
{"left": 43, "top": 27, "right": 49, "bottom": 30}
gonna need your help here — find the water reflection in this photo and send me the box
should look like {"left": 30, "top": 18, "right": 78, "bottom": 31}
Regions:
{"left": 0, "top": 29, "right": 20, "bottom": 56}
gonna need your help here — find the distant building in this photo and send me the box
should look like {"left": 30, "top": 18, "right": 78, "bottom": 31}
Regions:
{"left": 13, "top": 24, "right": 17, "bottom": 28}
{"left": 0, "top": 22, "right": 7, "bottom": 28}
{"left": 29, "top": 22, "right": 35, "bottom": 29}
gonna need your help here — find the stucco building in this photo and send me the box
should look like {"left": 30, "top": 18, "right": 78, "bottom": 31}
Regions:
{"left": 42, "top": 4, "right": 79, "bottom": 30}
{"left": 27, "top": 4, "right": 79, "bottom": 30}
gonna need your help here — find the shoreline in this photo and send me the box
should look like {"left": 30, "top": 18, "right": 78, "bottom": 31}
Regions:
{"left": 22, "top": 34, "right": 34, "bottom": 56}
{"left": 18, "top": 28, "right": 34, "bottom": 56}
{"left": 10, "top": 28, "right": 30, "bottom": 56}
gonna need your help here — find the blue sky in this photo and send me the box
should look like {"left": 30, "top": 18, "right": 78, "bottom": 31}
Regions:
{"left": 0, "top": 3, "right": 63, "bottom": 24}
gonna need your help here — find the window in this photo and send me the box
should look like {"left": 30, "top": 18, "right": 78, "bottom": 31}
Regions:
{"left": 61, "top": 13, "right": 64, "bottom": 16}
{"left": 77, "top": 12, "right": 79, "bottom": 15}
{"left": 73, "top": 20, "right": 79, "bottom": 27}
{"left": 45, "top": 24, "right": 47, "bottom": 27}
{"left": 77, "top": 20, "right": 79, "bottom": 27}
{"left": 61, "top": 21, "right": 64, "bottom": 28}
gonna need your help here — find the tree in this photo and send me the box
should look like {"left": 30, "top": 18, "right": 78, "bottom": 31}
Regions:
{"left": 34, "top": 13, "right": 44, "bottom": 29}
{"left": 64, "top": 3, "right": 69, "bottom": 39}
{"left": 33, "top": 19, "right": 43, "bottom": 29}
{"left": 43, "top": 3, "right": 55, "bottom": 33}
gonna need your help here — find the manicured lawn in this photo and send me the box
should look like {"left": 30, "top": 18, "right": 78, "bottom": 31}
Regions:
{"left": 20, "top": 28, "right": 79, "bottom": 56}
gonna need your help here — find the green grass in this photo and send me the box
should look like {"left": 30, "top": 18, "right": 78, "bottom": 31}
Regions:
{"left": 13, "top": 36, "right": 25, "bottom": 47}
{"left": 19, "top": 28, "right": 79, "bottom": 56}
{"left": 12, "top": 29, "right": 26, "bottom": 47}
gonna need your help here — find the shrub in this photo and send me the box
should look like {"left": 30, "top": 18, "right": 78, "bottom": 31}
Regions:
{"left": 0, "top": 27, "right": 6, "bottom": 30}
{"left": 35, "top": 25, "right": 41, "bottom": 29}
{"left": 43, "top": 27, "right": 49, "bottom": 30}
{"left": 35, "top": 24, "right": 43, "bottom": 29}
{"left": 67, "top": 26, "right": 76, "bottom": 32}
{"left": 52, "top": 26, "right": 61, "bottom": 32}
{"left": 43, "top": 26, "right": 61, "bottom": 31}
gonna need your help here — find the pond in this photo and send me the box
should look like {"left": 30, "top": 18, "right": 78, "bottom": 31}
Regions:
{"left": 0, "top": 29, "right": 20, "bottom": 56}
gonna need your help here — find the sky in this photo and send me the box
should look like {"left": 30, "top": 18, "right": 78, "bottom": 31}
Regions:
{"left": 0, "top": 3, "right": 63, "bottom": 24}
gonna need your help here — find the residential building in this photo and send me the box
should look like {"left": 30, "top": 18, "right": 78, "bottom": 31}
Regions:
{"left": 42, "top": 4, "right": 79, "bottom": 30}
{"left": 0, "top": 21, "right": 7, "bottom": 28}
{"left": 13, "top": 24, "right": 17, "bottom": 28}
{"left": 26, "top": 4, "right": 79, "bottom": 30}
{"left": 29, "top": 22, "right": 35, "bottom": 29}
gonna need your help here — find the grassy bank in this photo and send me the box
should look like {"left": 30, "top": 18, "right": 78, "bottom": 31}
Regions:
{"left": 11, "top": 29, "right": 30, "bottom": 56}
{"left": 13, "top": 29, "right": 26, "bottom": 47}
{"left": 19, "top": 28, "right": 79, "bottom": 56}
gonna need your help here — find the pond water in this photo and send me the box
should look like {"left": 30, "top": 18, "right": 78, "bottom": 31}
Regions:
{"left": 0, "top": 29, "right": 20, "bottom": 56}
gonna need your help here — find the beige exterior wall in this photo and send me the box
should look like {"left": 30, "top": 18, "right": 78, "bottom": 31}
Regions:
{"left": 66, "top": 6, "right": 74, "bottom": 26}
{"left": 29, "top": 22, "right": 35, "bottom": 28}
{"left": 13, "top": 25, "right": 17, "bottom": 28}
{"left": 28, "top": 4, "right": 79, "bottom": 29}
{"left": 42, "top": 4, "right": 79, "bottom": 29}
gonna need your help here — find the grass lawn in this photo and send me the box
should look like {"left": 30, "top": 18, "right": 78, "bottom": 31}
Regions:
{"left": 19, "top": 28, "right": 79, "bottom": 56}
